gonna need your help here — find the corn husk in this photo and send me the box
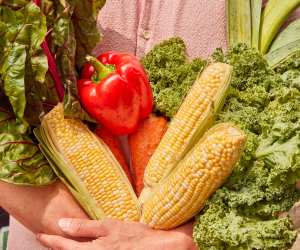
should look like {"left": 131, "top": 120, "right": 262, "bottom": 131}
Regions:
{"left": 226, "top": 0, "right": 252, "bottom": 47}
{"left": 270, "top": 19, "right": 300, "bottom": 52}
{"left": 265, "top": 40, "right": 300, "bottom": 69}
{"left": 260, "top": 0, "right": 300, "bottom": 54}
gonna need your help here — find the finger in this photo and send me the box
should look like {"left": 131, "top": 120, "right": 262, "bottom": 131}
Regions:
{"left": 37, "top": 233, "right": 83, "bottom": 250}
{"left": 101, "top": 218, "right": 151, "bottom": 235}
{"left": 58, "top": 218, "right": 108, "bottom": 238}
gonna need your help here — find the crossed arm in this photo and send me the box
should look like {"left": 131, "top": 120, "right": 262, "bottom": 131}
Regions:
{"left": 0, "top": 180, "right": 197, "bottom": 250}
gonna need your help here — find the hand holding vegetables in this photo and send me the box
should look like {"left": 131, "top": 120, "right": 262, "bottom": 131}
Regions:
{"left": 37, "top": 218, "right": 197, "bottom": 250}
{"left": 35, "top": 62, "right": 245, "bottom": 231}
{"left": 78, "top": 52, "right": 153, "bottom": 135}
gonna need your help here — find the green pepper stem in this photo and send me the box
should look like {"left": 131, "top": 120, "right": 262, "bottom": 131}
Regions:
{"left": 86, "top": 55, "right": 114, "bottom": 81}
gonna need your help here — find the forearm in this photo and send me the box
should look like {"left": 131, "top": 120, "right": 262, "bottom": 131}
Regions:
{"left": 0, "top": 180, "right": 88, "bottom": 235}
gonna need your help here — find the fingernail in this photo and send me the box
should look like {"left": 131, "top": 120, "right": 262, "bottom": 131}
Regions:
{"left": 58, "top": 218, "right": 71, "bottom": 231}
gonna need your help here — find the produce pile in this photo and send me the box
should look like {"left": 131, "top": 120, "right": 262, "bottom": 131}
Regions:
{"left": 194, "top": 44, "right": 300, "bottom": 250}
{"left": 191, "top": 1, "right": 300, "bottom": 248}
{"left": 1, "top": 0, "right": 300, "bottom": 250}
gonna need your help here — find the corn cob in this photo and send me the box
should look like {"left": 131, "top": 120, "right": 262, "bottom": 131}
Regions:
{"left": 140, "top": 123, "right": 246, "bottom": 230}
{"left": 142, "top": 63, "right": 232, "bottom": 198}
{"left": 35, "top": 104, "right": 140, "bottom": 221}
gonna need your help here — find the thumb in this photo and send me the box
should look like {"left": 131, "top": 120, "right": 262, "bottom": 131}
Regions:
{"left": 58, "top": 218, "right": 108, "bottom": 238}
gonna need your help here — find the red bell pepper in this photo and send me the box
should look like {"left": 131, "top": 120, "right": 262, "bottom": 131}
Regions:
{"left": 78, "top": 51, "right": 153, "bottom": 135}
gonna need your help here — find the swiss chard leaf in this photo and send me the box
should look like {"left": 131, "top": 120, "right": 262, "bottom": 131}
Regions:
{"left": 0, "top": 2, "right": 47, "bottom": 129}
{"left": 0, "top": 43, "right": 27, "bottom": 131}
{"left": 47, "top": 0, "right": 104, "bottom": 121}
{"left": 0, "top": 0, "right": 30, "bottom": 8}
{"left": 0, "top": 109, "right": 56, "bottom": 185}
{"left": 73, "top": 0, "right": 105, "bottom": 68}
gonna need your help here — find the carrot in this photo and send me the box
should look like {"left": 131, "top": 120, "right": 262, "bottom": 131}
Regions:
{"left": 129, "top": 115, "right": 168, "bottom": 196}
{"left": 95, "top": 126, "right": 133, "bottom": 185}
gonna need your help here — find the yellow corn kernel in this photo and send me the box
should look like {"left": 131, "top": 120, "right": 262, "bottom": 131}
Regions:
{"left": 41, "top": 104, "right": 140, "bottom": 221}
{"left": 142, "top": 63, "right": 233, "bottom": 193}
{"left": 140, "top": 123, "right": 246, "bottom": 229}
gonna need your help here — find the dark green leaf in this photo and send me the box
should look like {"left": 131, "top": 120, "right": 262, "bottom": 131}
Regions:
{"left": 0, "top": 109, "right": 56, "bottom": 185}
{"left": 0, "top": 2, "right": 47, "bottom": 128}
{"left": 0, "top": 43, "right": 27, "bottom": 130}
{"left": 0, "top": 0, "right": 30, "bottom": 9}
{"left": 30, "top": 51, "right": 48, "bottom": 83}
{"left": 73, "top": 0, "right": 106, "bottom": 68}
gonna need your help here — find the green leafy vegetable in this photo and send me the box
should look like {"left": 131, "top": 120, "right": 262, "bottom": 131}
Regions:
{"left": 42, "top": 0, "right": 103, "bottom": 121}
{"left": 72, "top": 0, "right": 106, "bottom": 68}
{"left": 0, "top": 108, "right": 56, "bottom": 185}
{"left": 0, "top": 0, "right": 106, "bottom": 185}
{"left": 141, "top": 37, "right": 206, "bottom": 118}
{"left": 194, "top": 197, "right": 296, "bottom": 250}
{"left": 193, "top": 44, "right": 300, "bottom": 250}
{"left": 0, "top": 2, "right": 47, "bottom": 130}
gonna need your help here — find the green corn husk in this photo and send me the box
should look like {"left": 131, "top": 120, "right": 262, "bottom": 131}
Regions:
{"left": 34, "top": 127, "right": 105, "bottom": 220}
{"left": 251, "top": 0, "right": 262, "bottom": 49}
{"left": 226, "top": 0, "right": 252, "bottom": 47}
{"left": 270, "top": 19, "right": 300, "bottom": 52}
{"left": 265, "top": 40, "right": 300, "bottom": 69}
{"left": 260, "top": 0, "right": 300, "bottom": 54}
{"left": 34, "top": 104, "right": 140, "bottom": 221}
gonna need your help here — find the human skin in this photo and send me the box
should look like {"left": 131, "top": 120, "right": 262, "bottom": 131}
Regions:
{"left": 0, "top": 181, "right": 88, "bottom": 235}
{"left": 37, "top": 218, "right": 197, "bottom": 250}
{"left": 0, "top": 180, "right": 197, "bottom": 249}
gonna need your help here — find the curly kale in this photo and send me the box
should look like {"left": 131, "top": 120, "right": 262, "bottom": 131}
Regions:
{"left": 193, "top": 45, "right": 300, "bottom": 250}
{"left": 141, "top": 37, "right": 206, "bottom": 118}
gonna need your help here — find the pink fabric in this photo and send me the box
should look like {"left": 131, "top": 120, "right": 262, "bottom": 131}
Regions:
{"left": 93, "top": 0, "right": 227, "bottom": 58}
{"left": 8, "top": 218, "right": 47, "bottom": 250}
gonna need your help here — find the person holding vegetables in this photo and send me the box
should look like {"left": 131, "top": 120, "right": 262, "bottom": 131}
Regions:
{"left": 2, "top": 0, "right": 300, "bottom": 250}
{"left": 0, "top": 1, "right": 227, "bottom": 249}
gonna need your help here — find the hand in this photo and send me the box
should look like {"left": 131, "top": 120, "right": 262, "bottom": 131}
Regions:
{"left": 0, "top": 181, "right": 88, "bottom": 235}
{"left": 37, "top": 218, "right": 197, "bottom": 250}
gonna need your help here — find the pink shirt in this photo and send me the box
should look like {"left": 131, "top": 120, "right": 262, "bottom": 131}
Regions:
{"left": 94, "top": 0, "right": 226, "bottom": 58}
{"left": 8, "top": 1, "right": 227, "bottom": 249}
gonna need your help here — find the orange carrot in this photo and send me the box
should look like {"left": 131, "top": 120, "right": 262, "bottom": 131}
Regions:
{"left": 95, "top": 126, "right": 133, "bottom": 185}
{"left": 129, "top": 115, "right": 168, "bottom": 196}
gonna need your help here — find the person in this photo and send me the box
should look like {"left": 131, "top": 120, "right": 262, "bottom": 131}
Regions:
{"left": 3, "top": 0, "right": 227, "bottom": 249}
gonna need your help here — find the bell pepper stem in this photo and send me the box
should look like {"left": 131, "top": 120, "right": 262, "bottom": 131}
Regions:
{"left": 86, "top": 55, "right": 114, "bottom": 81}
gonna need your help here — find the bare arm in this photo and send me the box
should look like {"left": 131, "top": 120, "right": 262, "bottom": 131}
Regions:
{"left": 0, "top": 180, "right": 88, "bottom": 235}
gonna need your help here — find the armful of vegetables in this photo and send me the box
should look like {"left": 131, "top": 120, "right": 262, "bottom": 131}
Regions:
{"left": 34, "top": 62, "right": 246, "bottom": 231}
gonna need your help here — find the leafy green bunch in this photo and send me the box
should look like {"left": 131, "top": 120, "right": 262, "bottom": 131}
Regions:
{"left": 0, "top": 0, "right": 105, "bottom": 185}
{"left": 194, "top": 44, "right": 300, "bottom": 250}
